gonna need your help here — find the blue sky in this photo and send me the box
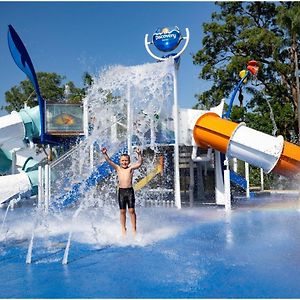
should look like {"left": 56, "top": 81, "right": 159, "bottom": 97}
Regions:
{"left": 0, "top": 1, "right": 218, "bottom": 116}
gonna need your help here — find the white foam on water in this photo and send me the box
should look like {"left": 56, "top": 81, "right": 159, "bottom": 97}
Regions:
{"left": 59, "top": 207, "right": 182, "bottom": 248}
{"left": 0, "top": 206, "right": 183, "bottom": 250}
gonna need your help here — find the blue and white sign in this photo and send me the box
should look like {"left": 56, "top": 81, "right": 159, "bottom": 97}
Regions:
{"left": 152, "top": 26, "right": 182, "bottom": 52}
{"left": 145, "top": 26, "right": 189, "bottom": 62}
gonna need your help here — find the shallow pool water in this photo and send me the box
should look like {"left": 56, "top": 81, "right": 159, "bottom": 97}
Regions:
{"left": 0, "top": 196, "right": 300, "bottom": 298}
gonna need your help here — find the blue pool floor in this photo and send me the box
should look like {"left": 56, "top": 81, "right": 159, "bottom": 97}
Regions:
{"left": 0, "top": 194, "right": 300, "bottom": 298}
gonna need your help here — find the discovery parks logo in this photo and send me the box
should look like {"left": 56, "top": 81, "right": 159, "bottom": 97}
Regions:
{"left": 152, "top": 26, "right": 182, "bottom": 52}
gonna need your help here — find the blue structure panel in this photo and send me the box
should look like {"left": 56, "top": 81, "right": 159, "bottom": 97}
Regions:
{"left": 230, "top": 170, "right": 255, "bottom": 198}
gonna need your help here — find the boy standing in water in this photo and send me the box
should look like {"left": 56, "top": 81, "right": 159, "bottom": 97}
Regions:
{"left": 101, "top": 147, "right": 143, "bottom": 236}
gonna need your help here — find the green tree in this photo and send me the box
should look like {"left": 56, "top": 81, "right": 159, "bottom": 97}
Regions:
{"left": 1, "top": 72, "right": 86, "bottom": 113}
{"left": 193, "top": 2, "right": 300, "bottom": 142}
{"left": 63, "top": 81, "right": 85, "bottom": 104}
{"left": 83, "top": 72, "right": 94, "bottom": 88}
{"left": 276, "top": 2, "right": 300, "bottom": 141}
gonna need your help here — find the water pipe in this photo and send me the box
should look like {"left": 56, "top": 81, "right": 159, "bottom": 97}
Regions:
{"left": 191, "top": 146, "right": 212, "bottom": 162}
{"left": 223, "top": 71, "right": 250, "bottom": 119}
{"left": 224, "top": 60, "right": 259, "bottom": 119}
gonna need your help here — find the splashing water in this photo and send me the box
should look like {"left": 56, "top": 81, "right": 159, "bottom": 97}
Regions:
{"left": 265, "top": 98, "right": 278, "bottom": 136}
{"left": 0, "top": 60, "right": 183, "bottom": 263}
{"left": 0, "top": 201, "right": 13, "bottom": 241}
{"left": 50, "top": 59, "right": 176, "bottom": 210}
{"left": 29, "top": 59, "right": 181, "bottom": 255}
{"left": 0, "top": 193, "right": 24, "bottom": 241}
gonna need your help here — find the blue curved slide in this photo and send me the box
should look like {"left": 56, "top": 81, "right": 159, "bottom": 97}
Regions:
{"left": 230, "top": 170, "right": 255, "bottom": 198}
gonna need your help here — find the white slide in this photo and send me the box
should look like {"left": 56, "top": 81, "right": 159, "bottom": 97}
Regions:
{"left": 0, "top": 108, "right": 41, "bottom": 204}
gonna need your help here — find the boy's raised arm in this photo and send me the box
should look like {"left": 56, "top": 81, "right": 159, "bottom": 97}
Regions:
{"left": 101, "top": 147, "right": 118, "bottom": 170}
{"left": 131, "top": 147, "right": 143, "bottom": 170}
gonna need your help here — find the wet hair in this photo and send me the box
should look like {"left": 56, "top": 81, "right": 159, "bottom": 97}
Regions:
{"left": 120, "top": 153, "right": 130, "bottom": 161}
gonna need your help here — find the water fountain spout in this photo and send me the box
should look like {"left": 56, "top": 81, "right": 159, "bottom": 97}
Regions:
{"left": 62, "top": 206, "right": 83, "bottom": 265}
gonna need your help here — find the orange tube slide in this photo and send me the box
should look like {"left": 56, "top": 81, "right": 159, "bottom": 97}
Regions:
{"left": 193, "top": 112, "right": 239, "bottom": 152}
{"left": 193, "top": 112, "right": 300, "bottom": 177}
{"left": 272, "top": 141, "right": 300, "bottom": 177}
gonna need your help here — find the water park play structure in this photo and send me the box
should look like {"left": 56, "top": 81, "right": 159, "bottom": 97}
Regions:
{"left": 1, "top": 24, "right": 300, "bottom": 215}
{"left": 1, "top": 21, "right": 300, "bottom": 299}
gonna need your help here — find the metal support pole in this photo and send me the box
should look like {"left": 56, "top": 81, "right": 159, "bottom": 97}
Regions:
{"left": 38, "top": 165, "right": 43, "bottom": 209}
{"left": 260, "top": 168, "right": 264, "bottom": 191}
{"left": 233, "top": 157, "right": 238, "bottom": 173}
{"left": 215, "top": 151, "right": 225, "bottom": 205}
{"left": 83, "top": 97, "right": 89, "bottom": 138}
{"left": 245, "top": 162, "right": 250, "bottom": 198}
{"left": 150, "top": 116, "right": 155, "bottom": 150}
{"left": 197, "top": 164, "right": 204, "bottom": 201}
{"left": 111, "top": 115, "right": 118, "bottom": 143}
{"left": 224, "top": 156, "right": 231, "bottom": 210}
{"left": 173, "top": 62, "right": 181, "bottom": 209}
{"left": 189, "top": 160, "right": 194, "bottom": 207}
{"left": 44, "top": 164, "right": 49, "bottom": 213}
{"left": 48, "top": 164, "right": 51, "bottom": 208}
{"left": 204, "top": 161, "right": 207, "bottom": 176}
{"left": 89, "top": 144, "right": 94, "bottom": 171}
{"left": 144, "top": 27, "right": 189, "bottom": 209}
{"left": 11, "top": 149, "right": 17, "bottom": 174}
{"left": 127, "top": 85, "right": 132, "bottom": 156}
